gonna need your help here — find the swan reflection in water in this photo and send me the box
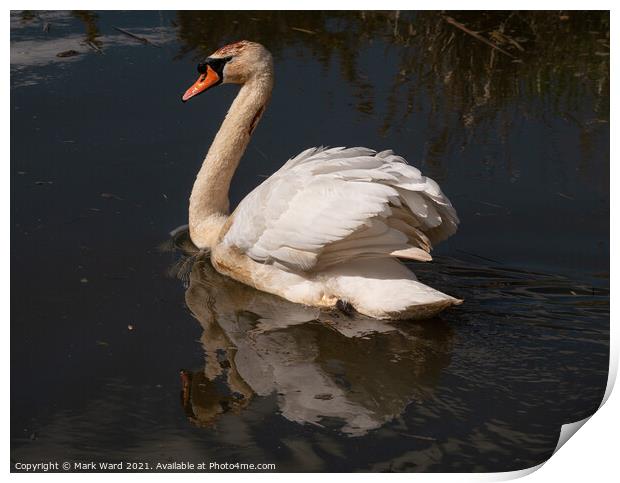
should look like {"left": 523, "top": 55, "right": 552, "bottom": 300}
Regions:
{"left": 172, "top": 235, "right": 454, "bottom": 437}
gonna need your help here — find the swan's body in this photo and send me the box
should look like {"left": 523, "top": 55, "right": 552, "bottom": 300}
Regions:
{"left": 182, "top": 41, "right": 461, "bottom": 319}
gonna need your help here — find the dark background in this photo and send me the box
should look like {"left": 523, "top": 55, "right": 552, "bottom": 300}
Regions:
{"left": 11, "top": 11, "right": 609, "bottom": 472}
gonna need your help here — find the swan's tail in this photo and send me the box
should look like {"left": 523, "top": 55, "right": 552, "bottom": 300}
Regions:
{"left": 323, "top": 258, "right": 462, "bottom": 320}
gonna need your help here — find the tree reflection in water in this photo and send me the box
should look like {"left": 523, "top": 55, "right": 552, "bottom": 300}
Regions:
{"left": 173, "top": 10, "right": 609, "bottom": 141}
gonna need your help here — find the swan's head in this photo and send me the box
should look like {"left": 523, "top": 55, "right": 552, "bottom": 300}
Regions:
{"left": 182, "top": 40, "right": 273, "bottom": 102}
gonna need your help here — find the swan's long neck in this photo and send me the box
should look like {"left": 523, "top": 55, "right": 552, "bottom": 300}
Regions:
{"left": 189, "top": 72, "right": 273, "bottom": 248}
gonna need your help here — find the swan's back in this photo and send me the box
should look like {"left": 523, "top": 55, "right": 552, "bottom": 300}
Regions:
{"left": 222, "top": 146, "right": 459, "bottom": 273}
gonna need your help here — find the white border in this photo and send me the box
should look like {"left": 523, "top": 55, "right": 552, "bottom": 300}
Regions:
{"left": 6, "top": 2, "right": 616, "bottom": 481}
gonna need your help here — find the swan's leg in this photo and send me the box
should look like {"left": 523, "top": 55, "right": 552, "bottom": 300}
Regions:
{"left": 336, "top": 299, "right": 354, "bottom": 317}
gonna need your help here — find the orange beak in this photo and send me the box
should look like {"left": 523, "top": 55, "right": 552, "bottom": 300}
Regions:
{"left": 182, "top": 65, "right": 220, "bottom": 102}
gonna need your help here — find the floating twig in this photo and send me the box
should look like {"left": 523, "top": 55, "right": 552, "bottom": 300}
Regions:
{"left": 477, "top": 199, "right": 505, "bottom": 209}
{"left": 291, "top": 27, "right": 316, "bottom": 35}
{"left": 456, "top": 249, "right": 503, "bottom": 265}
{"left": 85, "top": 41, "right": 104, "bottom": 54}
{"left": 442, "top": 15, "right": 515, "bottom": 59}
{"left": 113, "top": 26, "right": 159, "bottom": 47}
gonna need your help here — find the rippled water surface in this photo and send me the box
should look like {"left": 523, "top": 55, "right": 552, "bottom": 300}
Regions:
{"left": 11, "top": 11, "right": 609, "bottom": 472}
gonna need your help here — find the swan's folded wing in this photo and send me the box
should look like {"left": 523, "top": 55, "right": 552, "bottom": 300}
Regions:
{"left": 221, "top": 147, "right": 459, "bottom": 273}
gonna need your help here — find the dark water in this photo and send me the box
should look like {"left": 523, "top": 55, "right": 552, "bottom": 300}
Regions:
{"left": 11, "top": 11, "right": 609, "bottom": 472}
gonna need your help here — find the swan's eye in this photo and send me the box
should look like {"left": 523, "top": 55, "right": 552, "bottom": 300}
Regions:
{"left": 197, "top": 56, "right": 233, "bottom": 75}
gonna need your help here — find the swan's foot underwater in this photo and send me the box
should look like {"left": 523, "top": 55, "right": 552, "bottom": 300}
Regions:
{"left": 328, "top": 294, "right": 463, "bottom": 321}
{"left": 336, "top": 299, "right": 354, "bottom": 317}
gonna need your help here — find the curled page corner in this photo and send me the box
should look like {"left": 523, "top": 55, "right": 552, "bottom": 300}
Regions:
{"left": 489, "top": 414, "right": 596, "bottom": 482}
{"left": 552, "top": 350, "right": 617, "bottom": 456}
{"left": 494, "top": 462, "right": 545, "bottom": 481}
{"left": 554, "top": 416, "right": 591, "bottom": 455}
{"left": 490, "top": 416, "right": 595, "bottom": 482}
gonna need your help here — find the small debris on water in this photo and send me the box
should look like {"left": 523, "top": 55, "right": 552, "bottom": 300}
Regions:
{"left": 291, "top": 27, "right": 316, "bottom": 35}
{"left": 56, "top": 50, "right": 80, "bottom": 58}
{"left": 35, "top": 180, "right": 53, "bottom": 185}
{"left": 127, "top": 324, "right": 134, "bottom": 331}
{"left": 85, "top": 41, "right": 103, "bottom": 54}
{"left": 113, "top": 26, "right": 159, "bottom": 47}
{"left": 80, "top": 278, "right": 88, "bottom": 283}
{"left": 101, "top": 192, "right": 123, "bottom": 201}
{"left": 314, "top": 393, "right": 333, "bottom": 400}
{"left": 96, "top": 340, "right": 109, "bottom": 347}
{"left": 557, "top": 192, "right": 575, "bottom": 200}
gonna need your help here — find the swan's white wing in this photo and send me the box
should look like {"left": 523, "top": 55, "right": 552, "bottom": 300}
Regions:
{"left": 222, "top": 147, "right": 459, "bottom": 272}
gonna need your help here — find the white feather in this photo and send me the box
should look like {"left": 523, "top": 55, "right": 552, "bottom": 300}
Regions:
{"left": 223, "top": 147, "right": 459, "bottom": 272}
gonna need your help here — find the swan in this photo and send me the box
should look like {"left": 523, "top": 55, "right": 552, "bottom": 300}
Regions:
{"left": 181, "top": 40, "right": 462, "bottom": 320}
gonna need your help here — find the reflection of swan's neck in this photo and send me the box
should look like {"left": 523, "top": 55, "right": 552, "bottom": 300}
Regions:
{"left": 189, "top": 73, "right": 273, "bottom": 248}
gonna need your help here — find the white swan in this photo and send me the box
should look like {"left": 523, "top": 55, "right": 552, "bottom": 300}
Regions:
{"left": 181, "top": 40, "right": 462, "bottom": 320}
